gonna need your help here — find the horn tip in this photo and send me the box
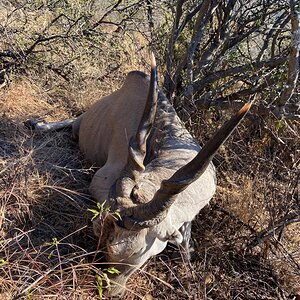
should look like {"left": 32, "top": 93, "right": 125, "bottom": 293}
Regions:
{"left": 150, "top": 52, "right": 156, "bottom": 69}
{"left": 238, "top": 102, "right": 252, "bottom": 116}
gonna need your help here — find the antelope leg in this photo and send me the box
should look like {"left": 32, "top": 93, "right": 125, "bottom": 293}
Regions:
{"left": 24, "top": 118, "right": 75, "bottom": 131}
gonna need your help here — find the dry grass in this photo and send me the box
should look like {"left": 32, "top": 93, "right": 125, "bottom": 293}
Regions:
{"left": 0, "top": 80, "right": 96, "bottom": 299}
{"left": 0, "top": 75, "right": 299, "bottom": 300}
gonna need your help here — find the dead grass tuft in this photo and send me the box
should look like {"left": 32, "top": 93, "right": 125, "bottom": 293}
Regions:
{"left": 0, "top": 80, "right": 70, "bottom": 122}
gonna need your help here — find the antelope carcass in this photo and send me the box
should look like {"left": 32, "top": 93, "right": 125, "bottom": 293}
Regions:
{"left": 27, "top": 54, "right": 251, "bottom": 297}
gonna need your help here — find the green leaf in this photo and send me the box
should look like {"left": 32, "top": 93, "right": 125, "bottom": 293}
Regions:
{"left": 48, "top": 251, "right": 55, "bottom": 259}
{"left": 0, "top": 258, "right": 8, "bottom": 266}
{"left": 104, "top": 267, "right": 121, "bottom": 275}
{"left": 96, "top": 274, "right": 103, "bottom": 299}
{"left": 26, "top": 289, "right": 31, "bottom": 300}
{"left": 52, "top": 237, "right": 59, "bottom": 246}
{"left": 87, "top": 208, "right": 100, "bottom": 220}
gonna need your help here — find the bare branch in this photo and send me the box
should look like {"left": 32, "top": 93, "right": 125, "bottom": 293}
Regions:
{"left": 164, "top": 0, "right": 185, "bottom": 100}
{"left": 194, "top": 56, "right": 287, "bottom": 91}
{"left": 257, "top": 12, "right": 289, "bottom": 61}
{"left": 278, "top": 0, "right": 300, "bottom": 107}
{"left": 247, "top": 212, "right": 300, "bottom": 248}
{"left": 185, "top": 0, "right": 219, "bottom": 102}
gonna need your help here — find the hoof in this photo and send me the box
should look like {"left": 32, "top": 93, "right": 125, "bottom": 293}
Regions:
{"left": 24, "top": 119, "right": 44, "bottom": 130}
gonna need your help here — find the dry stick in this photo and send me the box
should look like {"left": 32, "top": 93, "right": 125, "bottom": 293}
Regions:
{"left": 278, "top": 0, "right": 300, "bottom": 108}
{"left": 92, "top": 214, "right": 109, "bottom": 263}
{"left": 1, "top": 229, "right": 35, "bottom": 247}
{"left": 185, "top": 0, "right": 219, "bottom": 103}
{"left": 197, "top": 0, "right": 238, "bottom": 70}
{"left": 197, "top": 3, "right": 286, "bottom": 78}
{"left": 271, "top": 15, "right": 291, "bottom": 57}
{"left": 165, "top": 0, "right": 217, "bottom": 100}
{"left": 276, "top": 240, "right": 300, "bottom": 272}
{"left": 41, "top": 185, "right": 90, "bottom": 204}
{"left": 247, "top": 212, "right": 300, "bottom": 249}
{"left": 193, "top": 56, "right": 287, "bottom": 90}
{"left": 89, "top": 0, "right": 123, "bottom": 31}
{"left": 157, "top": 257, "right": 185, "bottom": 292}
{"left": 257, "top": 11, "right": 288, "bottom": 60}
{"left": 193, "top": 92, "right": 300, "bottom": 122}
{"left": 207, "top": 7, "right": 268, "bottom": 72}
{"left": 164, "top": 0, "right": 185, "bottom": 99}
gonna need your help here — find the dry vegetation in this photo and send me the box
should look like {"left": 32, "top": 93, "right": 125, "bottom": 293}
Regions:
{"left": 0, "top": 1, "right": 299, "bottom": 299}
{"left": 1, "top": 75, "right": 299, "bottom": 300}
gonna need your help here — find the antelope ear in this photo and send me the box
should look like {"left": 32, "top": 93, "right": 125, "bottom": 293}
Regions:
{"left": 157, "top": 226, "right": 183, "bottom": 244}
{"left": 167, "top": 228, "right": 183, "bottom": 244}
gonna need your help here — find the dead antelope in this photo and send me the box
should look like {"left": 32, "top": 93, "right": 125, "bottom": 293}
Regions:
{"left": 26, "top": 54, "right": 251, "bottom": 297}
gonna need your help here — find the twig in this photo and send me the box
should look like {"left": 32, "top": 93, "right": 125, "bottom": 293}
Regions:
{"left": 247, "top": 212, "right": 300, "bottom": 248}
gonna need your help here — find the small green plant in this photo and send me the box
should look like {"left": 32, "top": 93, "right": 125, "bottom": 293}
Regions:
{"left": 96, "top": 274, "right": 104, "bottom": 299}
{"left": 88, "top": 202, "right": 109, "bottom": 220}
{"left": 96, "top": 267, "right": 121, "bottom": 299}
{"left": 276, "top": 118, "right": 287, "bottom": 130}
{"left": 51, "top": 237, "right": 59, "bottom": 246}
{"left": 44, "top": 237, "right": 59, "bottom": 246}
{"left": 44, "top": 237, "right": 59, "bottom": 259}
{"left": 26, "top": 289, "right": 31, "bottom": 300}
{"left": 88, "top": 202, "right": 121, "bottom": 221}
{"left": 0, "top": 258, "right": 8, "bottom": 266}
{"left": 103, "top": 267, "right": 121, "bottom": 276}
